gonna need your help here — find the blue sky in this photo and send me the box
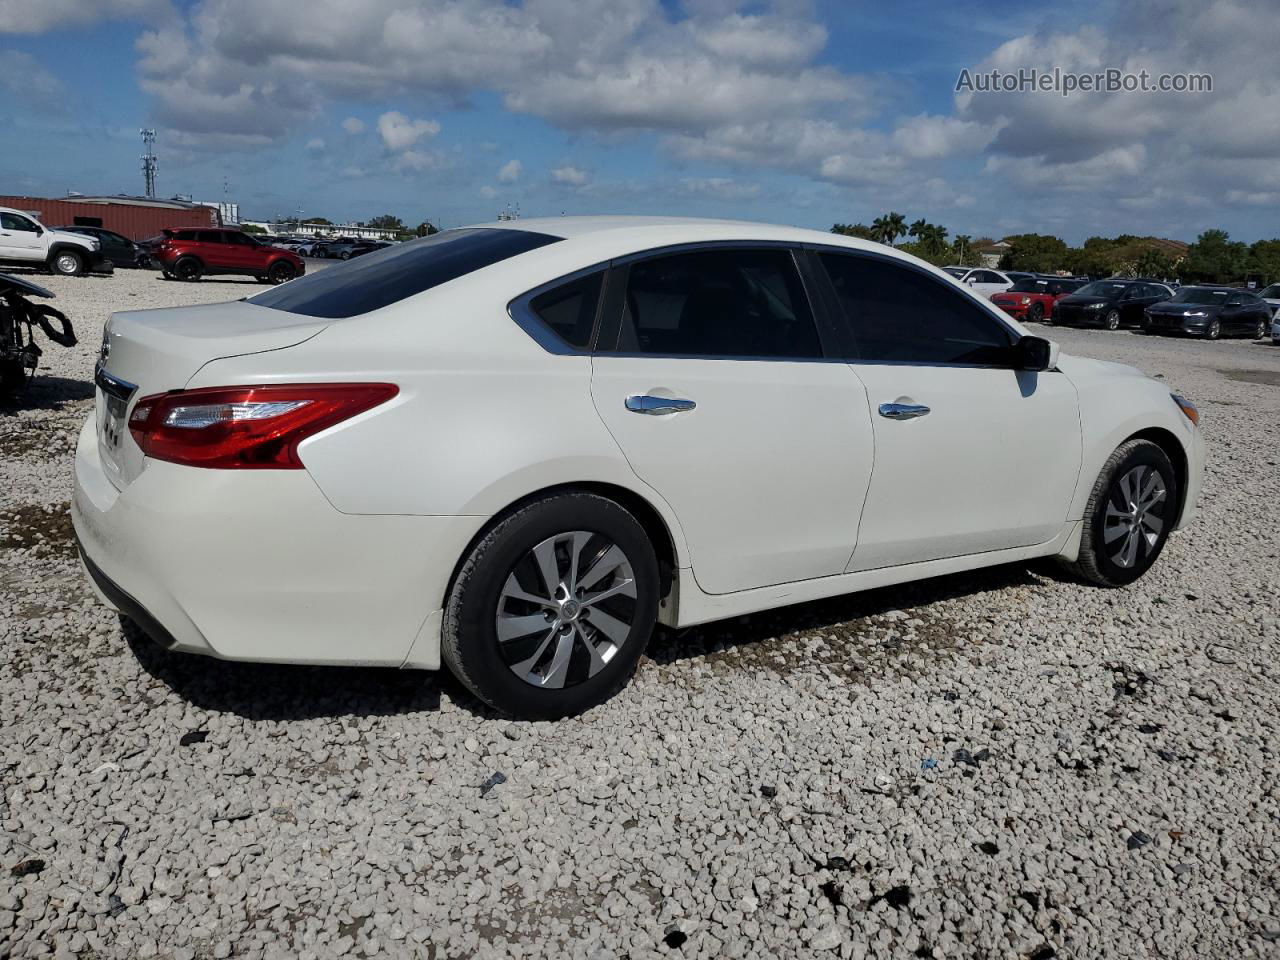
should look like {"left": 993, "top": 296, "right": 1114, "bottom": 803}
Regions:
{"left": 1, "top": 0, "right": 1276, "bottom": 244}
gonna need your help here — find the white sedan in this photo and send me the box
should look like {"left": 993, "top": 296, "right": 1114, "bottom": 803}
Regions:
{"left": 73, "top": 217, "right": 1205, "bottom": 719}
{"left": 942, "top": 266, "right": 1014, "bottom": 298}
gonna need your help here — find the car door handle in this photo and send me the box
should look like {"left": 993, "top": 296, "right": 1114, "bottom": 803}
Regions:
{"left": 878, "top": 402, "right": 930, "bottom": 420}
{"left": 625, "top": 395, "right": 696, "bottom": 415}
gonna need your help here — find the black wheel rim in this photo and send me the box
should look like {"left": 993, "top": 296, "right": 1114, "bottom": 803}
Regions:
{"left": 1103, "top": 465, "right": 1168, "bottom": 569}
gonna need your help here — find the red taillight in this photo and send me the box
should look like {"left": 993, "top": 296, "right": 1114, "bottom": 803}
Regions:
{"left": 128, "top": 383, "right": 398, "bottom": 469}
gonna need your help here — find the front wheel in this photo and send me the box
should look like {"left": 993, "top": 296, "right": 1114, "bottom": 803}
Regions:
{"left": 1028, "top": 302, "right": 1044, "bottom": 323}
{"left": 1061, "top": 439, "right": 1177, "bottom": 587}
{"left": 50, "top": 250, "right": 85, "bottom": 276}
{"left": 1104, "top": 309, "right": 1121, "bottom": 331}
{"left": 443, "top": 492, "right": 660, "bottom": 719}
{"left": 1254, "top": 318, "right": 1267, "bottom": 339}
{"left": 1206, "top": 319, "right": 1221, "bottom": 340}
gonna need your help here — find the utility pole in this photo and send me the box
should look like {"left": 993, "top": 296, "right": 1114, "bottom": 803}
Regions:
{"left": 140, "top": 129, "right": 158, "bottom": 198}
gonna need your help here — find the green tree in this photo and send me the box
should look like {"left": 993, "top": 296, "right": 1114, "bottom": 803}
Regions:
{"left": 831, "top": 223, "right": 874, "bottom": 239}
{"left": 366, "top": 214, "right": 406, "bottom": 232}
{"left": 413, "top": 221, "right": 440, "bottom": 237}
{"left": 240, "top": 223, "right": 266, "bottom": 234}
{"left": 1181, "top": 230, "right": 1248, "bottom": 283}
{"left": 1247, "top": 239, "right": 1280, "bottom": 284}
{"left": 871, "top": 212, "right": 907, "bottom": 245}
{"left": 302, "top": 217, "right": 332, "bottom": 225}
{"left": 1131, "top": 248, "right": 1175, "bottom": 280}
{"left": 998, "top": 234, "right": 1069, "bottom": 273}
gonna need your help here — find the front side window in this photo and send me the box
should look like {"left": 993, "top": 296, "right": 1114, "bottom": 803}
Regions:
{"left": 251, "top": 228, "right": 560, "bottom": 319}
{"left": 526, "top": 272, "right": 603, "bottom": 350}
{"left": 820, "top": 252, "right": 1014, "bottom": 365}
{"left": 614, "top": 248, "right": 821, "bottom": 359}
{"left": 1, "top": 212, "right": 37, "bottom": 232}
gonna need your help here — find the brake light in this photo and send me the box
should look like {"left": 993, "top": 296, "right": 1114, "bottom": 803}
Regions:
{"left": 128, "top": 383, "right": 397, "bottom": 468}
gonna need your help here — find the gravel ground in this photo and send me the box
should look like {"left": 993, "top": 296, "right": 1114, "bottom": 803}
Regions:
{"left": 2, "top": 269, "right": 1278, "bottom": 960}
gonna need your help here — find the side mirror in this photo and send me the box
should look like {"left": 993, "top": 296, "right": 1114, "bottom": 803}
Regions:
{"left": 1014, "top": 335, "right": 1055, "bottom": 371}
{"left": 34, "top": 225, "right": 43, "bottom": 236}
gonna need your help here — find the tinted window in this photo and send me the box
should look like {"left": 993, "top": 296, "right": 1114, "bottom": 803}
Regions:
{"left": 227, "top": 232, "right": 256, "bottom": 246}
{"left": 1076, "top": 281, "right": 1127, "bottom": 298}
{"left": 1170, "top": 287, "right": 1229, "bottom": 305}
{"left": 174, "top": 230, "right": 197, "bottom": 241}
{"left": 1, "top": 213, "right": 37, "bottom": 232}
{"left": 820, "top": 252, "right": 1014, "bottom": 365}
{"left": 614, "top": 248, "right": 821, "bottom": 359}
{"left": 977, "top": 271, "right": 1005, "bottom": 284}
{"left": 196, "top": 231, "right": 223, "bottom": 243}
{"left": 1259, "top": 284, "right": 1280, "bottom": 298}
{"left": 1010, "top": 278, "right": 1049, "bottom": 293}
{"left": 251, "top": 228, "right": 560, "bottom": 319}
{"left": 527, "top": 272, "right": 603, "bottom": 350}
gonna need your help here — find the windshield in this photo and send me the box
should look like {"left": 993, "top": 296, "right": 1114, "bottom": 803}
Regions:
{"left": 1075, "top": 281, "right": 1127, "bottom": 297}
{"left": 942, "top": 267, "right": 967, "bottom": 279}
{"left": 1009, "top": 279, "right": 1047, "bottom": 293}
{"left": 1169, "top": 287, "right": 1230, "bottom": 305}
{"left": 250, "top": 228, "right": 561, "bottom": 318}
{"left": 1259, "top": 284, "right": 1280, "bottom": 298}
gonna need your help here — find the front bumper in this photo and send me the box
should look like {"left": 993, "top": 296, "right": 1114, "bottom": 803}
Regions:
{"left": 71, "top": 416, "right": 479, "bottom": 670}
{"left": 1146, "top": 316, "right": 1209, "bottom": 336}
{"left": 992, "top": 302, "right": 1028, "bottom": 319}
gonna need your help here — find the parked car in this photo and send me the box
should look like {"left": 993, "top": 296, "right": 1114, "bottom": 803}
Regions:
{"left": 1143, "top": 286, "right": 1272, "bottom": 340}
{"left": 1052, "top": 279, "right": 1174, "bottom": 330}
{"left": 1256, "top": 283, "right": 1280, "bottom": 317}
{"left": 941, "top": 266, "right": 1013, "bottom": 297}
{"left": 0, "top": 206, "right": 109, "bottom": 276}
{"left": 990, "top": 276, "right": 1085, "bottom": 322}
{"left": 151, "top": 229, "right": 304, "bottom": 284}
{"left": 74, "top": 217, "right": 1205, "bottom": 719}
{"left": 349, "top": 241, "right": 392, "bottom": 259}
{"left": 296, "top": 239, "right": 331, "bottom": 257}
{"left": 56, "top": 226, "right": 150, "bottom": 269}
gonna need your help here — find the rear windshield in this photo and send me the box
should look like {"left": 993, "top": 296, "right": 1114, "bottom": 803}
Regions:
{"left": 250, "top": 228, "right": 561, "bottom": 319}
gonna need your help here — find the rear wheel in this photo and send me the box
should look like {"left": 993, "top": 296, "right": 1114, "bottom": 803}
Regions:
{"left": 1105, "top": 309, "right": 1121, "bottom": 331}
{"left": 443, "top": 492, "right": 660, "bottom": 719}
{"left": 50, "top": 250, "right": 84, "bottom": 276}
{"left": 267, "top": 260, "right": 296, "bottom": 284}
{"left": 173, "top": 257, "right": 203, "bottom": 282}
{"left": 1061, "top": 439, "right": 1177, "bottom": 587}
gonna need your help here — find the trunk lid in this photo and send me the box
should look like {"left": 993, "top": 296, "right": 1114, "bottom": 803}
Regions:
{"left": 95, "top": 299, "right": 328, "bottom": 488}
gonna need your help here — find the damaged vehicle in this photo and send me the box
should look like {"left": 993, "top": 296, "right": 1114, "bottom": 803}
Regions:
{"left": 0, "top": 273, "right": 76, "bottom": 396}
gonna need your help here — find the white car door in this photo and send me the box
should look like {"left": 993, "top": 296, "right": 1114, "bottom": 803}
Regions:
{"left": 965, "top": 269, "right": 1011, "bottom": 299}
{"left": 590, "top": 246, "right": 874, "bottom": 595}
{"left": 0, "top": 212, "right": 46, "bottom": 261}
{"left": 816, "top": 250, "right": 1082, "bottom": 570}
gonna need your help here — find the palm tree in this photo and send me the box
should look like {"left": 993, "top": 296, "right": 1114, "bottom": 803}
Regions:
{"left": 870, "top": 215, "right": 892, "bottom": 244}
{"left": 921, "top": 224, "right": 948, "bottom": 254}
{"left": 909, "top": 218, "right": 928, "bottom": 240}
{"left": 885, "top": 212, "right": 907, "bottom": 244}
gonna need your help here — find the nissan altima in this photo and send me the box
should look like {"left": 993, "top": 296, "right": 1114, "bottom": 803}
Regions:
{"left": 73, "top": 217, "right": 1205, "bottom": 719}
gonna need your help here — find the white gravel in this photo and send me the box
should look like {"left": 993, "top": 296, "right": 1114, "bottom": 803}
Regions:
{"left": 2, "top": 268, "right": 1279, "bottom": 960}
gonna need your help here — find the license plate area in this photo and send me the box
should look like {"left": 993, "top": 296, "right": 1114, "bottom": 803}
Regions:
{"left": 94, "top": 365, "right": 138, "bottom": 475}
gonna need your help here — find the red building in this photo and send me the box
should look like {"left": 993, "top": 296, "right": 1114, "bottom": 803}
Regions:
{"left": 0, "top": 194, "right": 219, "bottom": 241}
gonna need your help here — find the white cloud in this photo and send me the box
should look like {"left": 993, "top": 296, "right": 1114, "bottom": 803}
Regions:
{"left": 497, "top": 159, "right": 522, "bottom": 183}
{"left": 341, "top": 116, "right": 364, "bottom": 135}
{"left": 479, "top": 185, "right": 498, "bottom": 199}
{"left": 377, "top": 111, "right": 440, "bottom": 151}
{"left": 305, "top": 137, "right": 325, "bottom": 151}
{"left": 0, "top": 0, "right": 170, "bottom": 33}
{"left": 550, "top": 165, "right": 589, "bottom": 186}
{"left": 0, "top": 50, "right": 62, "bottom": 107}
{"left": 393, "top": 149, "right": 439, "bottom": 173}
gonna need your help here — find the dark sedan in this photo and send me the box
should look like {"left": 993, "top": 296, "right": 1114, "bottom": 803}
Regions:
{"left": 1051, "top": 279, "right": 1174, "bottom": 330}
{"left": 54, "top": 226, "right": 150, "bottom": 268}
{"left": 1144, "top": 286, "right": 1272, "bottom": 340}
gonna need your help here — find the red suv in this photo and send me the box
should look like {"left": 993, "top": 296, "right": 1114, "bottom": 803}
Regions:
{"left": 990, "top": 276, "right": 1084, "bottom": 322}
{"left": 152, "top": 229, "right": 304, "bottom": 284}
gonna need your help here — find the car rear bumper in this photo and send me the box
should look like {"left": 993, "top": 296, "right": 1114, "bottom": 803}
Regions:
{"left": 71, "top": 416, "right": 479, "bottom": 670}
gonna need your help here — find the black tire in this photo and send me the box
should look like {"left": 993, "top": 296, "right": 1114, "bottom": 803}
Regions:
{"left": 267, "top": 260, "right": 296, "bottom": 284}
{"left": 49, "top": 250, "right": 85, "bottom": 276}
{"left": 1254, "top": 319, "right": 1267, "bottom": 340}
{"left": 1104, "top": 309, "right": 1121, "bottom": 331}
{"left": 339, "top": 251, "right": 351, "bottom": 260}
{"left": 1028, "top": 302, "right": 1044, "bottom": 323}
{"left": 1060, "top": 439, "right": 1178, "bottom": 587}
{"left": 442, "top": 491, "right": 660, "bottom": 719}
{"left": 173, "top": 257, "right": 203, "bottom": 282}
{"left": 1206, "top": 318, "right": 1221, "bottom": 340}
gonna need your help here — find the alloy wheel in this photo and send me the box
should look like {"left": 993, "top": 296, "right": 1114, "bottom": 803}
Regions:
{"left": 1207, "top": 319, "right": 1220, "bottom": 340}
{"left": 494, "top": 530, "right": 637, "bottom": 690}
{"left": 1102, "top": 465, "right": 1167, "bottom": 569}
{"left": 1105, "top": 310, "right": 1120, "bottom": 330}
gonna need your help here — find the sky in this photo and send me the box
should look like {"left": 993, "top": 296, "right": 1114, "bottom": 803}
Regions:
{"left": 0, "top": 0, "right": 1277, "bottom": 244}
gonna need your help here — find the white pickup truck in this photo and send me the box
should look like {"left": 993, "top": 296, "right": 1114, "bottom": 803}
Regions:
{"left": 0, "top": 206, "right": 108, "bottom": 276}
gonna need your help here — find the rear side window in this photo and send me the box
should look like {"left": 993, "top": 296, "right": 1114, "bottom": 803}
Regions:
{"left": 196, "top": 231, "right": 223, "bottom": 243}
{"left": 613, "top": 248, "right": 822, "bottom": 359}
{"left": 820, "top": 252, "right": 1014, "bottom": 365}
{"left": 251, "top": 228, "right": 560, "bottom": 319}
{"left": 527, "top": 272, "right": 603, "bottom": 350}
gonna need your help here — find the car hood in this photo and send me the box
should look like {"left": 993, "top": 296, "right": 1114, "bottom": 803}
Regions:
{"left": 1056, "top": 295, "right": 1113, "bottom": 307}
{"left": 1055, "top": 353, "right": 1146, "bottom": 382}
{"left": 1148, "top": 302, "right": 1222, "bottom": 315}
{"left": 49, "top": 228, "right": 98, "bottom": 249}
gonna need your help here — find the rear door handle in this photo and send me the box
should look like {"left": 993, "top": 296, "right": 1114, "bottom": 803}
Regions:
{"left": 878, "top": 402, "right": 930, "bottom": 420}
{"left": 625, "top": 395, "right": 696, "bottom": 415}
